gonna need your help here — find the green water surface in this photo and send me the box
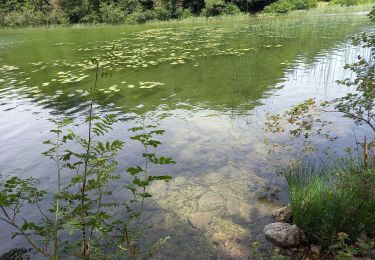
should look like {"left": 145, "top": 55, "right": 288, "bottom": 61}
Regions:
{"left": 0, "top": 13, "right": 372, "bottom": 258}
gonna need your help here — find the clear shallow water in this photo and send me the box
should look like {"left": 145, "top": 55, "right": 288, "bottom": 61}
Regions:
{"left": 0, "top": 14, "right": 373, "bottom": 258}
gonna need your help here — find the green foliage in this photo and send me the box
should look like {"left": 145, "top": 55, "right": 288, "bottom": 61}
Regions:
{"left": 1, "top": 0, "right": 352, "bottom": 26}
{"left": 264, "top": 9, "right": 375, "bottom": 257}
{"left": 370, "top": 5, "right": 375, "bottom": 20}
{"left": 263, "top": 0, "right": 317, "bottom": 13}
{"left": 201, "top": 2, "right": 240, "bottom": 16}
{"left": 126, "top": 8, "right": 158, "bottom": 23}
{"left": 329, "top": 0, "right": 375, "bottom": 6}
{"left": 333, "top": 234, "right": 375, "bottom": 258}
{"left": 286, "top": 161, "right": 375, "bottom": 248}
{"left": 1, "top": 6, "right": 68, "bottom": 27}
{"left": 180, "top": 0, "right": 206, "bottom": 14}
{"left": 153, "top": 6, "right": 172, "bottom": 20}
{"left": 330, "top": 0, "right": 356, "bottom": 6}
{"left": 224, "top": 0, "right": 273, "bottom": 12}
{"left": 0, "top": 56, "right": 174, "bottom": 258}
{"left": 116, "top": 0, "right": 143, "bottom": 14}
{"left": 58, "top": 0, "right": 91, "bottom": 23}
{"left": 100, "top": 3, "right": 126, "bottom": 24}
{"left": 333, "top": 33, "right": 375, "bottom": 132}
{"left": 263, "top": 0, "right": 293, "bottom": 13}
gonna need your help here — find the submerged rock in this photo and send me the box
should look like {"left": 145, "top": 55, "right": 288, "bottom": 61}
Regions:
{"left": 264, "top": 222, "right": 305, "bottom": 247}
{"left": 188, "top": 211, "right": 213, "bottom": 229}
{"left": 197, "top": 191, "right": 226, "bottom": 212}
{"left": 272, "top": 204, "right": 292, "bottom": 223}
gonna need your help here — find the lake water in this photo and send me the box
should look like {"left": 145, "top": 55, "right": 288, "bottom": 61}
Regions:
{"left": 0, "top": 13, "right": 373, "bottom": 259}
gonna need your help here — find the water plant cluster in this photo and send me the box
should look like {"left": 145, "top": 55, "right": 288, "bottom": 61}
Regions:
{"left": 1, "top": 14, "right": 369, "bottom": 119}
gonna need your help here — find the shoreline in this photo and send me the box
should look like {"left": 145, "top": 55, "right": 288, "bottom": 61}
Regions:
{"left": 0, "top": 4, "right": 372, "bottom": 31}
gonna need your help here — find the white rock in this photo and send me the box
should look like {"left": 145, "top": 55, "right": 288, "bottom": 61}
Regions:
{"left": 264, "top": 222, "right": 305, "bottom": 247}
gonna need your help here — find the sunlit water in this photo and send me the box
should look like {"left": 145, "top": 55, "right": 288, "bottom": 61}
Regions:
{"left": 0, "top": 13, "right": 373, "bottom": 258}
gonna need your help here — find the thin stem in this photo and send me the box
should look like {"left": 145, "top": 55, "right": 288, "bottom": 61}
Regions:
{"left": 54, "top": 130, "right": 61, "bottom": 260}
{"left": 1, "top": 207, "right": 49, "bottom": 258}
{"left": 123, "top": 222, "right": 135, "bottom": 260}
{"left": 89, "top": 186, "right": 102, "bottom": 241}
{"left": 137, "top": 119, "right": 148, "bottom": 225}
{"left": 323, "top": 109, "right": 375, "bottom": 133}
{"left": 36, "top": 200, "right": 49, "bottom": 223}
{"left": 81, "top": 62, "right": 99, "bottom": 260}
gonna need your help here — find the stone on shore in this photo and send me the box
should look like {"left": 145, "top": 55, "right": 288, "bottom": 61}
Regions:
{"left": 264, "top": 222, "right": 305, "bottom": 247}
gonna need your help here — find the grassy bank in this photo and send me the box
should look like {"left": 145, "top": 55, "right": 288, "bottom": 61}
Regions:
{"left": 286, "top": 160, "right": 375, "bottom": 256}
{"left": 0, "top": 1, "right": 374, "bottom": 28}
{"left": 0, "top": 3, "right": 373, "bottom": 32}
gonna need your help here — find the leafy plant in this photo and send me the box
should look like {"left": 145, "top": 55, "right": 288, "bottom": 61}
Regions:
{"left": 263, "top": 0, "right": 317, "bottom": 14}
{"left": 0, "top": 56, "right": 174, "bottom": 259}
{"left": 264, "top": 6, "right": 375, "bottom": 257}
{"left": 202, "top": 2, "right": 241, "bottom": 17}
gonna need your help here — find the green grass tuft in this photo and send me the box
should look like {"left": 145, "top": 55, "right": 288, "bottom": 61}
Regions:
{"left": 286, "top": 160, "right": 375, "bottom": 248}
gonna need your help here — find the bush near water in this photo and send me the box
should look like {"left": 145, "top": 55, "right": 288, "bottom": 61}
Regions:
{"left": 1, "top": 0, "right": 374, "bottom": 27}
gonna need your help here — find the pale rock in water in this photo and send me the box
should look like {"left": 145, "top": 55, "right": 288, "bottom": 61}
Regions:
{"left": 264, "top": 222, "right": 305, "bottom": 247}
{"left": 197, "top": 192, "right": 225, "bottom": 212}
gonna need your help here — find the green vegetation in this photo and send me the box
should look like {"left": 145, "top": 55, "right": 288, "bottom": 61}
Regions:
{"left": 264, "top": 0, "right": 318, "bottom": 14}
{"left": 0, "top": 1, "right": 374, "bottom": 258}
{"left": 0, "top": 56, "right": 175, "bottom": 259}
{"left": 0, "top": 0, "right": 373, "bottom": 26}
{"left": 286, "top": 161, "right": 375, "bottom": 248}
{"left": 265, "top": 6, "right": 375, "bottom": 258}
{"left": 201, "top": 2, "right": 241, "bottom": 17}
{"left": 330, "top": 0, "right": 375, "bottom": 7}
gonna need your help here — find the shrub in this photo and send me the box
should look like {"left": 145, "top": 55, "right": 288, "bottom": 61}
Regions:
{"left": 126, "top": 8, "right": 157, "bottom": 23}
{"left": 329, "top": 0, "right": 375, "bottom": 6}
{"left": 263, "top": 0, "right": 317, "bottom": 13}
{"left": 180, "top": 0, "right": 206, "bottom": 14}
{"left": 80, "top": 12, "right": 102, "bottom": 24}
{"left": 263, "top": 0, "right": 294, "bottom": 13}
{"left": 100, "top": 3, "right": 126, "bottom": 24}
{"left": 117, "top": 0, "right": 143, "bottom": 14}
{"left": 292, "top": 0, "right": 317, "bottom": 9}
{"left": 59, "top": 0, "right": 89, "bottom": 23}
{"left": 286, "top": 161, "right": 375, "bottom": 248}
{"left": 153, "top": 6, "right": 172, "bottom": 20}
{"left": 179, "top": 8, "right": 194, "bottom": 18}
{"left": 201, "top": 2, "right": 241, "bottom": 17}
{"left": 3, "top": 8, "right": 45, "bottom": 27}
{"left": 226, "top": 0, "right": 274, "bottom": 12}
{"left": 330, "top": 0, "right": 356, "bottom": 6}
{"left": 222, "top": 2, "right": 242, "bottom": 14}
{"left": 45, "top": 9, "right": 69, "bottom": 25}
{"left": 1, "top": 6, "right": 68, "bottom": 27}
